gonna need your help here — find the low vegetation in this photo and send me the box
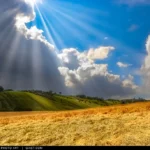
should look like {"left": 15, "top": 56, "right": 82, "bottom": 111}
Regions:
{"left": 0, "top": 89, "right": 147, "bottom": 111}
{"left": 0, "top": 91, "right": 99, "bottom": 111}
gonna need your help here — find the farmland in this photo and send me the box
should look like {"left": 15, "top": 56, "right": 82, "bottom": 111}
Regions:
{"left": 0, "top": 101, "right": 150, "bottom": 146}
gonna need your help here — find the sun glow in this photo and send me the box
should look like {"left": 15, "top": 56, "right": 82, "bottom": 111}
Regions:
{"left": 25, "top": 0, "right": 43, "bottom": 6}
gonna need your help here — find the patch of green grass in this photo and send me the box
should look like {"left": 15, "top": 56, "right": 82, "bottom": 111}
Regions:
{"left": 0, "top": 92, "right": 102, "bottom": 111}
{"left": 52, "top": 95, "right": 99, "bottom": 110}
{"left": 0, "top": 92, "right": 48, "bottom": 111}
{"left": 0, "top": 91, "right": 122, "bottom": 112}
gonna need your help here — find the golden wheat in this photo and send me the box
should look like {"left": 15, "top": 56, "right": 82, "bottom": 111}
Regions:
{"left": 0, "top": 102, "right": 150, "bottom": 146}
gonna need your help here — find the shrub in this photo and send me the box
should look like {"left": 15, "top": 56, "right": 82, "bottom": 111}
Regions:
{"left": 14, "top": 107, "right": 32, "bottom": 111}
{"left": 0, "top": 86, "right": 4, "bottom": 92}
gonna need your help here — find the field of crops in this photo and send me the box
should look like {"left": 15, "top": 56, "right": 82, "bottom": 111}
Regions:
{"left": 0, "top": 102, "right": 150, "bottom": 146}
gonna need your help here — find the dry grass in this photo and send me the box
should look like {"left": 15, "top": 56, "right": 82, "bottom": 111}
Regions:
{"left": 0, "top": 102, "right": 150, "bottom": 146}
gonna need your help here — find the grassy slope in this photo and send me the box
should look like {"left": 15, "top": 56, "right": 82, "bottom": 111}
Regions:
{"left": 1, "top": 102, "right": 150, "bottom": 146}
{"left": 0, "top": 92, "right": 48, "bottom": 111}
{"left": 0, "top": 91, "right": 107, "bottom": 111}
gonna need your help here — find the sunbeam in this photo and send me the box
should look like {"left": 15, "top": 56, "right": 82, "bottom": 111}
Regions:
{"left": 27, "top": 0, "right": 112, "bottom": 51}
{"left": 25, "top": 0, "right": 43, "bottom": 7}
{"left": 34, "top": 3, "right": 57, "bottom": 50}
{"left": 0, "top": 0, "right": 147, "bottom": 98}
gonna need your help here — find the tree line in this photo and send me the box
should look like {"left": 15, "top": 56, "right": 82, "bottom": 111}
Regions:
{"left": 0, "top": 86, "right": 13, "bottom": 92}
{"left": 0, "top": 86, "right": 146, "bottom": 104}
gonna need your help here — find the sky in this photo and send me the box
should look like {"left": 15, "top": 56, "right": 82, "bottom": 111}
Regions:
{"left": 0, "top": 0, "right": 150, "bottom": 99}
{"left": 27, "top": 0, "right": 150, "bottom": 82}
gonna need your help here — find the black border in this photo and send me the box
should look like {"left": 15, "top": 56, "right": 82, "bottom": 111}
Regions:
{"left": 0, "top": 146, "right": 150, "bottom": 150}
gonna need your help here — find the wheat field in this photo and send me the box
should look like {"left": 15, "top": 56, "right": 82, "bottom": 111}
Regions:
{"left": 0, "top": 102, "right": 150, "bottom": 146}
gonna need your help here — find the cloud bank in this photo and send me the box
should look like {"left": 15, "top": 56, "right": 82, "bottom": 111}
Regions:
{"left": 140, "top": 35, "right": 150, "bottom": 97}
{"left": 58, "top": 48, "right": 137, "bottom": 98}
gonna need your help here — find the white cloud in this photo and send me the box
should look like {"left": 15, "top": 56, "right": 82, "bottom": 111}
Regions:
{"left": 15, "top": 7, "right": 54, "bottom": 50}
{"left": 87, "top": 46, "right": 115, "bottom": 60}
{"left": 117, "top": 62, "right": 132, "bottom": 68}
{"left": 140, "top": 35, "right": 150, "bottom": 97}
{"left": 58, "top": 46, "right": 115, "bottom": 70}
{"left": 122, "top": 75, "right": 138, "bottom": 89}
{"left": 58, "top": 48, "right": 81, "bottom": 70}
{"left": 58, "top": 48, "right": 138, "bottom": 98}
{"left": 141, "top": 35, "right": 150, "bottom": 72}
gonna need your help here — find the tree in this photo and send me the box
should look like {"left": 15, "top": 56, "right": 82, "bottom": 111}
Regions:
{"left": 59, "top": 92, "right": 62, "bottom": 95}
{"left": 49, "top": 90, "right": 53, "bottom": 95}
{"left": 77, "top": 94, "right": 86, "bottom": 98}
{"left": 0, "top": 86, "right": 4, "bottom": 92}
{"left": 5, "top": 89, "right": 13, "bottom": 91}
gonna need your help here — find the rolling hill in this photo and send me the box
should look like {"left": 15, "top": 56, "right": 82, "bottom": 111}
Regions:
{"left": 0, "top": 91, "right": 121, "bottom": 111}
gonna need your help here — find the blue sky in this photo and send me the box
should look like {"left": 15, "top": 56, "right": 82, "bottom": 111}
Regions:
{"left": 26, "top": 0, "right": 150, "bottom": 86}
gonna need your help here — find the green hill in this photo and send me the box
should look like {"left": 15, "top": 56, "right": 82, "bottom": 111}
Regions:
{"left": 0, "top": 91, "right": 122, "bottom": 112}
{"left": 0, "top": 91, "right": 99, "bottom": 111}
{"left": 0, "top": 91, "right": 146, "bottom": 112}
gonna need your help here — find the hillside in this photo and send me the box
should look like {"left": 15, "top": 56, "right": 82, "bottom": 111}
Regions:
{"left": 0, "top": 101, "right": 150, "bottom": 146}
{"left": 0, "top": 91, "right": 120, "bottom": 111}
{"left": 0, "top": 91, "right": 146, "bottom": 112}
